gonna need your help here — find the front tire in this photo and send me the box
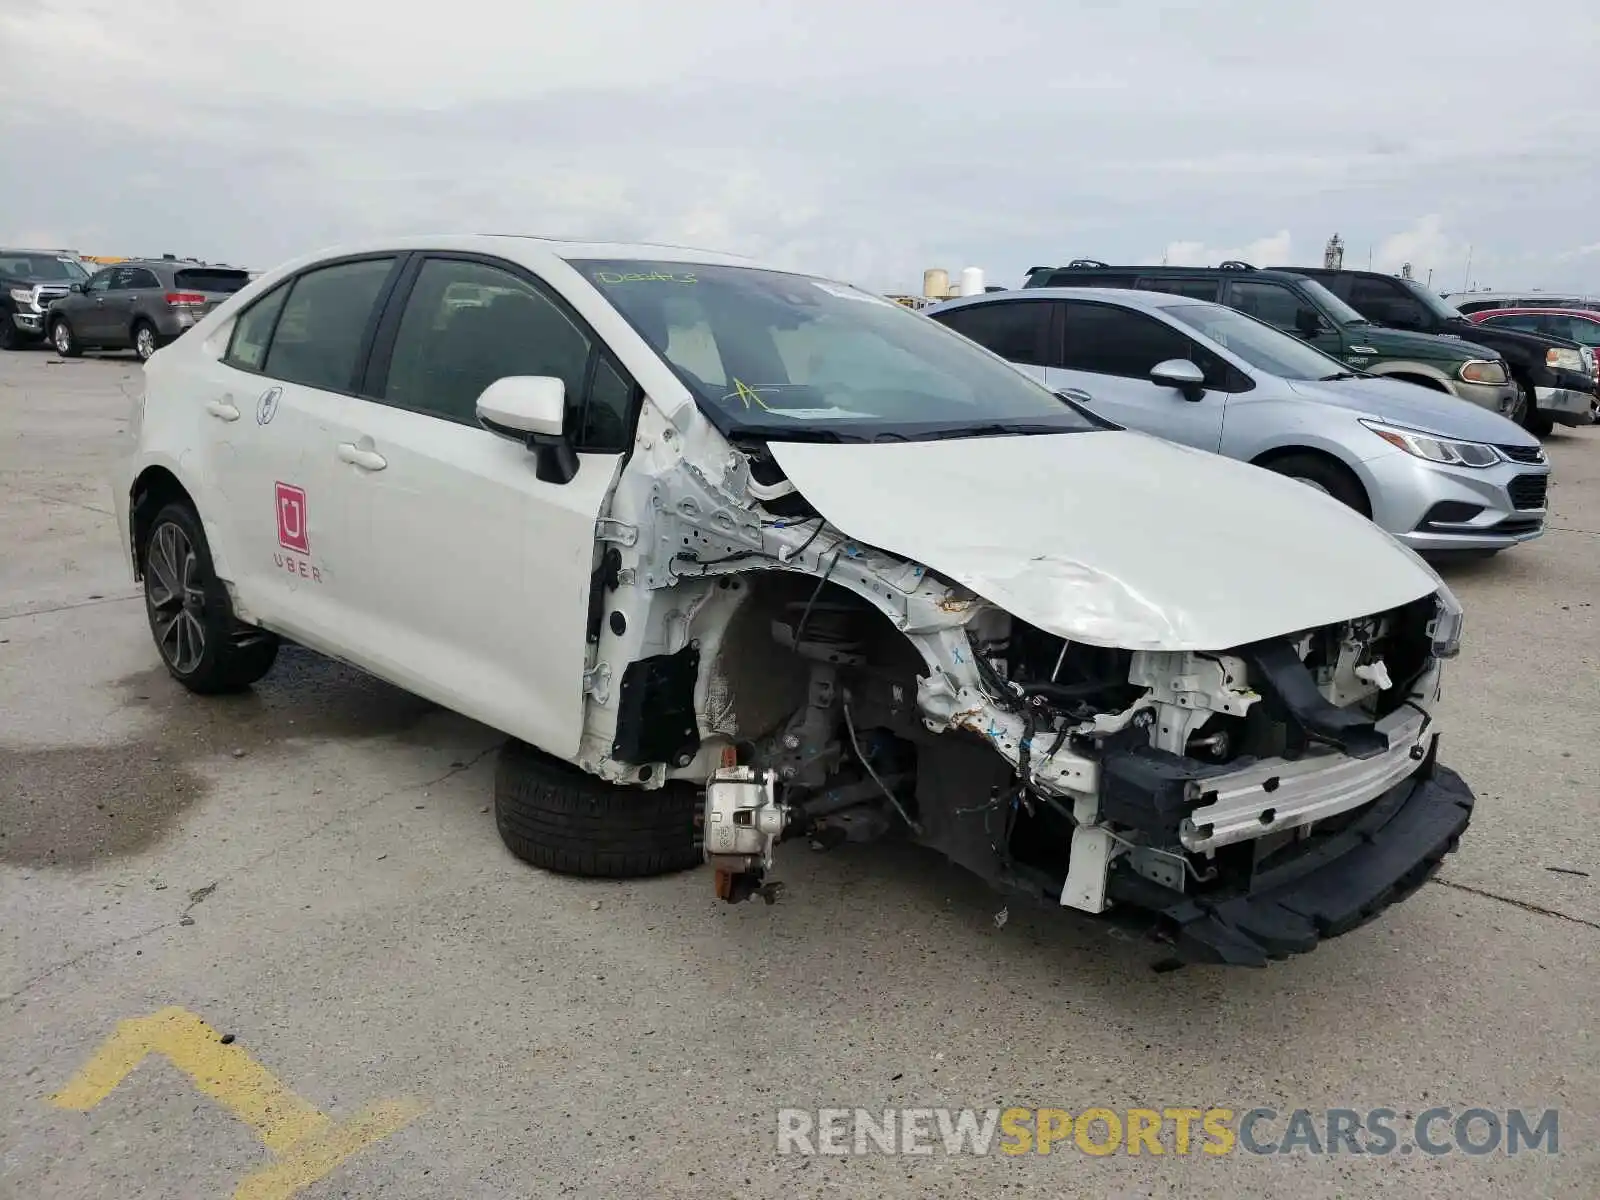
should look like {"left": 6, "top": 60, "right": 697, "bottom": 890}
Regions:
{"left": 50, "top": 318, "right": 81, "bottom": 358}
{"left": 1515, "top": 378, "right": 1555, "bottom": 436}
{"left": 494, "top": 740, "right": 702, "bottom": 878}
{"left": 142, "top": 501, "right": 279, "bottom": 693}
{"left": 1261, "top": 452, "right": 1370, "bottom": 516}
{"left": 0, "top": 315, "right": 20, "bottom": 351}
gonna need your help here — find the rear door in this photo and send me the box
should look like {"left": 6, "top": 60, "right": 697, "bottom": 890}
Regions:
{"left": 928, "top": 298, "right": 1053, "bottom": 382}
{"left": 1042, "top": 300, "right": 1230, "bottom": 450}
{"left": 332, "top": 253, "right": 636, "bottom": 755}
{"left": 102, "top": 267, "right": 148, "bottom": 346}
{"left": 120, "top": 266, "right": 165, "bottom": 342}
{"left": 203, "top": 255, "right": 403, "bottom": 658}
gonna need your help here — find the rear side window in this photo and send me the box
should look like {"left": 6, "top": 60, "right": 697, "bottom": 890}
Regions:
{"left": 1136, "top": 276, "right": 1220, "bottom": 301}
{"left": 932, "top": 300, "right": 1052, "bottom": 366}
{"left": 264, "top": 258, "right": 394, "bottom": 393}
{"left": 381, "top": 257, "right": 604, "bottom": 439}
{"left": 224, "top": 283, "right": 290, "bottom": 372}
{"left": 1039, "top": 271, "right": 1129, "bottom": 289}
{"left": 1480, "top": 313, "right": 1544, "bottom": 334}
{"left": 175, "top": 269, "right": 250, "bottom": 294}
{"left": 1549, "top": 315, "right": 1600, "bottom": 347}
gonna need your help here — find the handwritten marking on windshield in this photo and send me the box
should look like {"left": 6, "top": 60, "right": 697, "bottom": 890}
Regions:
{"left": 726, "top": 378, "right": 777, "bottom": 412}
{"left": 594, "top": 270, "right": 698, "bottom": 284}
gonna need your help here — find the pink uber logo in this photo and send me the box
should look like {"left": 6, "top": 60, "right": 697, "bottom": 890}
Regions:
{"left": 275, "top": 482, "right": 310, "bottom": 554}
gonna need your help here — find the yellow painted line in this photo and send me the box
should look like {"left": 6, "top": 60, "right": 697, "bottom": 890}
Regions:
{"left": 51, "top": 1006, "right": 424, "bottom": 1199}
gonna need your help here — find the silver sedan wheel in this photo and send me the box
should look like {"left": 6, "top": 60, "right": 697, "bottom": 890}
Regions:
{"left": 145, "top": 521, "right": 207, "bottom": 675}
{"left": 135, "top": 326, "right": 156, "bottom": 360}
{"left": 53, "top": 322, "right": 72, "bottom": 355}
{"left": 1290, "top": 475, "right": 1332, "bottom": 496}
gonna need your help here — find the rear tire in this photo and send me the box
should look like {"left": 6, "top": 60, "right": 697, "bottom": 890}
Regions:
{"left": 1261, "top": 452, "right": 1370, "bottom": 516}
{"left": 141, "top": 501, "right": 279, "bottom": 693}
{"left": 133, "top": 320, "right": 159, "bottom": 362}
{"left": 494, "top": 740, "right": 702, "bottom": 878}
{"left": 50, "top": 318, "right": 81, "bottom": 358}
{"left": 0, "top": 316, "right": 19, "bottom": 351}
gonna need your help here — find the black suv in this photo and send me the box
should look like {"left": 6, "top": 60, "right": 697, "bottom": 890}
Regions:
{"left": 1290, "top": 267, "right": 1597, "bottom": 437}
{"left": 46, "top": 258, "right": 251, "bottom": 361}
{"left": 0, "top": 248, "right": 90, "bottom": 350}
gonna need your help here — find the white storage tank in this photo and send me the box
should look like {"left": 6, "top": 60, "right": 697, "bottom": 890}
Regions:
{"left": 959, "top": 266, "right": 985, "bottom": 296}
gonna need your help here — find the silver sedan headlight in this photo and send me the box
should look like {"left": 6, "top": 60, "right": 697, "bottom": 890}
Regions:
{"left": 1359, "top": 419, "right": 1502, "bottom": 468}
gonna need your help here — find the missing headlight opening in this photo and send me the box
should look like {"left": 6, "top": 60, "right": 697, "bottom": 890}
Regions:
{"left": 575, "top": 411, "right": 1469, "bottom": 968}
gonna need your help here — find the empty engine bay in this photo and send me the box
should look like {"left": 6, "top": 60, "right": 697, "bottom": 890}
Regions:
{"left": 688, "top": 567, "right": 1442, "bottom": 915}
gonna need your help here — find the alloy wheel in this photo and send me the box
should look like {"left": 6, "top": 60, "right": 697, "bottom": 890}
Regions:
{"left": 135, "top": 326, "right": 156, "bottom": 360}
{"left": 145, "top": 521, "right": 208, "bottom": 674}
{"left": 53, "top": 322, "right": 72, "bottom": 355}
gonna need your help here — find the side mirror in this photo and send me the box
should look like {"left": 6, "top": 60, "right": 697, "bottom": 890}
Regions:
{"left": 477, "top": 375, "right": 577, "bottom": 484}
{"left": 1150, "top": 358, "right": 1206, "bottom": 401}
{"left": 1294, "top": 309, "right": 1324, "bottom": 337}
{"left": 68, "top": 282, "right": 83, "bottom": 294}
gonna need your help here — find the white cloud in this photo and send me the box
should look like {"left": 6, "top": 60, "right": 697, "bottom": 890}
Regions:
{"left": 1371, "top": 215, "right": 1451, "bottom": 277}
{"left": 1161, "top": 232, "right": 1294, "bottom": 268}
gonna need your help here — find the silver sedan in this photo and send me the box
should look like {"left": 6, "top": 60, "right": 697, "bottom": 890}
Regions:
{"left": 927, "top": 287, "right": 1550, "bottom": 555}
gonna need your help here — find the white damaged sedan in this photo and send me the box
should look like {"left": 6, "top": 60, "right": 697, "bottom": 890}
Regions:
{"left": 119, "top": 237, "right": 1474, "bottom": 966}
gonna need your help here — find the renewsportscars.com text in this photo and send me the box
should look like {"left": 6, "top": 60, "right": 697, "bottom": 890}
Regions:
{"left": 776, "top": 1106, "right": 1560, "bottom": 1157}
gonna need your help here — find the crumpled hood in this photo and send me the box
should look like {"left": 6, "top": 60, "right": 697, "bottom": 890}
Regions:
{"left": 767, "top": 430, "right": 1439, "bottom": 651}
{"left": 1284, "top": 376, "right": 1538, "bottom": 446}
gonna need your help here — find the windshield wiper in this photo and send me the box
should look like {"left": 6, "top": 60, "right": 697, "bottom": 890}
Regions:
{"left": 926, "top": 422, "right": 1073, "bottom": 440}
{"left": 1317, "top": 371, "right": 1361, "bottom": 381}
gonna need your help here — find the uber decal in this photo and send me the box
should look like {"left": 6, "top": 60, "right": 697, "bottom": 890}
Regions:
{"left": 274, "top": 482, "right": 321, "bottom": 582}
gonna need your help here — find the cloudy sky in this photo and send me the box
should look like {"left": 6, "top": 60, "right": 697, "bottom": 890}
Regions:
{"left": 5, "top": 0, "right": 1598, "bottom": 295}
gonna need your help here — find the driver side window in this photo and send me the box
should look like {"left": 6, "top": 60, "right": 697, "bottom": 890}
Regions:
{"left": 85, "top": 270, "right": 113, "bottom": 294}
{"left": 380, "top": 257, "right": 637, "bottom": 452}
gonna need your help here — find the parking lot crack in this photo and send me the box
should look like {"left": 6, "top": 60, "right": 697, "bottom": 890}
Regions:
{"left": 0, "top": 920, "right": 170, "bottom": 1008}
{"left": 1430, "top": 877, "right": 1600, "bottom": 932}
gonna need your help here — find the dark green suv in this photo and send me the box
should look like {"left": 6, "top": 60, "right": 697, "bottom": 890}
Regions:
{"left": 1023, "top": 260, "right": 1518, "bottom": 416}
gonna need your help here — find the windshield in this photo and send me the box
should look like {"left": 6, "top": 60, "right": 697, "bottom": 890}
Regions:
{"left": 1401, "top": 279, "right": 1466, "bottom": 321}
{"left": 1165, "top": 303, "right": 1356, "bottom": 381}
{"left": 1299, "top": 278, "right": 1368, "bottom": 326}
{"left": 573, "top": 260, "right": 1098, "bottom": 441}
{"left": 0, "top": 253, "right": 88, "bottom": 282}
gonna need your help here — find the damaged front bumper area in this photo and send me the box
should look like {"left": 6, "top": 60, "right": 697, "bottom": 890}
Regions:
{"left": 1107, "top": 752, "right": 1473, "bottom": 966}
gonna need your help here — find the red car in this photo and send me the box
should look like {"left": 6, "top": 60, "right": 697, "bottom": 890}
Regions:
{"left": 1469, "top": 307, "right": 1600, "bottom": 399}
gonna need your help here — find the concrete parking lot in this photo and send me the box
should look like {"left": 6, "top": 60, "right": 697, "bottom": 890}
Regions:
{"left": 1, "top": 347, "right": 1596, "bottom": 1199}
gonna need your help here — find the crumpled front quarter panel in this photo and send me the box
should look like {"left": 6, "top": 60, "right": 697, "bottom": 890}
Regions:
{"left": 767, "top": 431, "right": 1438, "bottom": 651}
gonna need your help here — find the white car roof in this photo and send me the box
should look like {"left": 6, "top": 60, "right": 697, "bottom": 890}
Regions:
{"left": 273, "top": 234, "right": 768, "bottom": 276}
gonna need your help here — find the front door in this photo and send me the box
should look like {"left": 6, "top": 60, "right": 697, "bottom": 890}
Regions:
{"left": 74, "top": 268, "right": 116, "bottom": 342}
{"left": 332, "top": 254, "right": 635, "bottom": 756}
{"left": 1043, "top": 299, "right": 1229, "bottom": 451}
{"left": 1224, "top": 278, "right": 1346, "bottom": 358}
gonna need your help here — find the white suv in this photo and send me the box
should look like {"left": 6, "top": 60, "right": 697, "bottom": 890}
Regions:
{"left": 119, "top": 236, "right": 1475, "bottom": 966}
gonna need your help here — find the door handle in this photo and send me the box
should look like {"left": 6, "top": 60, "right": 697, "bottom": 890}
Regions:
{"left": 205, "top": 399, "right": 240, "bottom": 421}
{"left": 337, "top": 442, "right": 387, "bottom": 471}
